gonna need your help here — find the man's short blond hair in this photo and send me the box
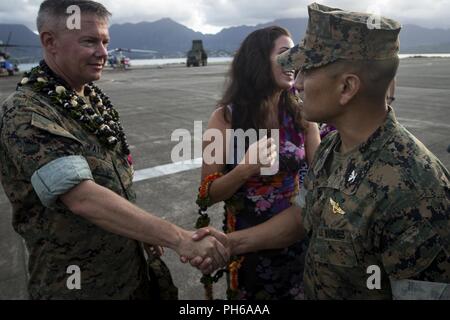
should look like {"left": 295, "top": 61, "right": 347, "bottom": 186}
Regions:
{"left": 37, "top": 0, "right": 111, "bottom": 33}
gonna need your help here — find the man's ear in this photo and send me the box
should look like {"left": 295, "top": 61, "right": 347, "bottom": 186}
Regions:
{"left": 338, "top": 73, "right": 361, "bottom": 105}
{"left": 40, "top": 31, "right": 58, "bottom": 55}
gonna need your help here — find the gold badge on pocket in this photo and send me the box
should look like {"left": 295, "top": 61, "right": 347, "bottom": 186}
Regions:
{"left": 330, "top": 198, "right": 345, "bottom": 215}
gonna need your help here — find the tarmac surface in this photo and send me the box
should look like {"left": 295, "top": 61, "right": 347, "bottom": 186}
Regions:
{"left": 0, "top": 58, "right": 449, "bottom": 300}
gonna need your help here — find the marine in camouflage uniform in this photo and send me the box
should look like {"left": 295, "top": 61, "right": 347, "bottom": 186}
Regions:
{"left": 300, "top": 110, "right": 450, "bottom": 299}
{"left": 1, "top": 0, "right": 226, "bottom": 300}
{"left": 0, "top": 71, "right": 152, "bottom": 299}
{"left": 277, "top": 3, "right": 450, "bottom": 299}
{"left": 0, "top": 0, "right": 186, "bottom": 300}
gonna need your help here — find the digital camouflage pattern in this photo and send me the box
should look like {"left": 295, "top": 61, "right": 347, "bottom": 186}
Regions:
{"left": 0, "top": 84, "right": 152, "bottom": 299}
{"left": 277, "top": 3, "right": 401, "bottom": 71}
{"left": 301, "top": 107, "right": 450, "bottom": 299}
{"left": 147, "top": 254, "right": 179, "bottom": 300}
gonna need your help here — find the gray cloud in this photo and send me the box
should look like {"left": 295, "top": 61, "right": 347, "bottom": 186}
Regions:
{"left": 1, "top": 0, "right": 450, "bottom": 34}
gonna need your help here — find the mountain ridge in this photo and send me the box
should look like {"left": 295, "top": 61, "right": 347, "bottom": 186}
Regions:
{"left": 1, "top": 17, "right": 449, "bottom": 61}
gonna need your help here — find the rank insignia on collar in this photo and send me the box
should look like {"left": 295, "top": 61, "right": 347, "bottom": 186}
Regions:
{"left": 348, "top": 170, "right": 357, "bottom": 183}
{"left": 330, "top": 198, "right": 345, "bottom": 215}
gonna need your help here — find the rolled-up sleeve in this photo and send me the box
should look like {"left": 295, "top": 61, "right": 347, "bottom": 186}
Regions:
{"left": 31, "top": 155, "right": 93, "bottom": 208}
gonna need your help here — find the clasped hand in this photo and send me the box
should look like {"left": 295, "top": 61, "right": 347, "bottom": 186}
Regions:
{"left": 178, "top": 228, "right": 230, "bottom": 274}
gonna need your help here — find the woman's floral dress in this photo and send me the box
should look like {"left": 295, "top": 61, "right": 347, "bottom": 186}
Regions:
{"left": 224, "top": 104, "right": 309, "bottom": 300}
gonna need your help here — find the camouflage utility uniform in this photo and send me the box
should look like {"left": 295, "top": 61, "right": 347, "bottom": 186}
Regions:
{"left": 278, "top": 3, "right": 450, "bottom": 299}
{"left": 0, "top": 84, "right": 151, "bottom": 299}
{"left": 300, "top": 107, "right": 450, "bottom": 299}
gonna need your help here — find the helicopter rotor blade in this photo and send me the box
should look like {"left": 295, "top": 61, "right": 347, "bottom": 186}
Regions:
{"left": 0, "top": 44, "right": 40, "bottom": 48}
{"left": 4, "top": 32, "right": 13, "bottom": 54}
{"left": 107, "top": 48, "right": 157, "bottom": 54}
{"left": 128, "top": 49, "right": 158, "bottom": 54}
{"left": 6, "top": 32, "right": 12, "bottom": 47}
{"left": 108, "top": 48, "right": 129, "bottom": 54}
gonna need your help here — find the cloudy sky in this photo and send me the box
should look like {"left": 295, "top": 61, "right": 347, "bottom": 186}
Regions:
{"left": 1, "top": 0, "right": 450, "bottom": 34}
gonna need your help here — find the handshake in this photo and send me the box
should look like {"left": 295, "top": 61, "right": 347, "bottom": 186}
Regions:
{"left": 171, "top": 227, "right": 235, "bottom": 274}
{"left": 178, "top": 227, "right": 231, "bottom": 275}
{"left": 143, "top": 205, "right": 303, "bottom": 274}
{"left": 144, "top": 227, "right": 232, "bottom": 275}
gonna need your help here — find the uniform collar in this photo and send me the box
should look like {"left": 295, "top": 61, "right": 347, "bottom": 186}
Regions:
{"left": 313, "top": 106, "right": 398, "bottom": 194}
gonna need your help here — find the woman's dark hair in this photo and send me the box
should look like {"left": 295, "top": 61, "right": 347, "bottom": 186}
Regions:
{"left": 219, "top": 26, "right": 307, "bottom": 132}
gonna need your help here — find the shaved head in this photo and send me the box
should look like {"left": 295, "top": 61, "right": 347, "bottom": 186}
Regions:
{"left": 327, "top": 58, "right": 400, "bottom": 101}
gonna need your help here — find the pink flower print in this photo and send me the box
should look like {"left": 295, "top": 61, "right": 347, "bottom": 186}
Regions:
{"left": 284, "top": 141, "right": 297, "bottom": 153}
{"left": 295, "top": 146, "right": 305, "bottom": 160}
{"left": 256, "top": 199, "right": 271, "bottom": 212}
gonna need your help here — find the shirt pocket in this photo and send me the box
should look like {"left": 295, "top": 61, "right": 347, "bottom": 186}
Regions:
{"left": 31, "top": 112, "right": 83, "bottom": 145}
{"left": 312, "top": 227, "right": 359, "bottom": 268}
{"left": 381, "top": 221, "right": 443, "bottom": 279}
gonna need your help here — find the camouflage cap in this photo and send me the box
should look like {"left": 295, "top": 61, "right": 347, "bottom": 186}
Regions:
{"left": 278, "top": 2, "right": 402, "bottom": 71}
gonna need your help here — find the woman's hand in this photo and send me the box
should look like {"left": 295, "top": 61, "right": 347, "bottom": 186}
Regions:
{"left": 238, "top": 136, "right": 277, "bottom": 176}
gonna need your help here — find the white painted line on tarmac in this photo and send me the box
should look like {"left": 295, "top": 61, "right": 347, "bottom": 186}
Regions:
{"left": 133, "top": 158, "right": 202, "bottom": 182}
{"left": 132, "top": 115, "right": 450, "bottom": 183}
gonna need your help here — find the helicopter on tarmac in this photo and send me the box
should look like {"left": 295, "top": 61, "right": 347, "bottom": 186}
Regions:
{"left": 0, "top": 50, "right": 19, "bottom": 76}
{"left": 107, "top": 48, "right": 157, "bottom": 70}
{"left": 0, "top": 32, "right": 39, "bottom": 76}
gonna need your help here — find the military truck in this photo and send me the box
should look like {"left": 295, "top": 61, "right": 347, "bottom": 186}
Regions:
{"left": 186, "top": 40, "right": 207, "bottom": 67}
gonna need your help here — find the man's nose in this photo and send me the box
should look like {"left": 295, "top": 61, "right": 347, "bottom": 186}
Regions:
{"left": 96, "top": 43, "right": 108, "bottom": 58}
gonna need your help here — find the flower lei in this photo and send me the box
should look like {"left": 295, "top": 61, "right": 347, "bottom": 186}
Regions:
{"left": 222, "top": 205, "right": 244, "bottom": 300}
{"left": 195, "top": 172, "right": 244, "bottom": 300}
{"left": 17, "top": 60, "right": 130, "bottom": 156}
{"left": 195, "top": 172, "right": 224, "bottom": 300}
{"left": 196, "top": 172, "right": 224, "bottom": 228}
